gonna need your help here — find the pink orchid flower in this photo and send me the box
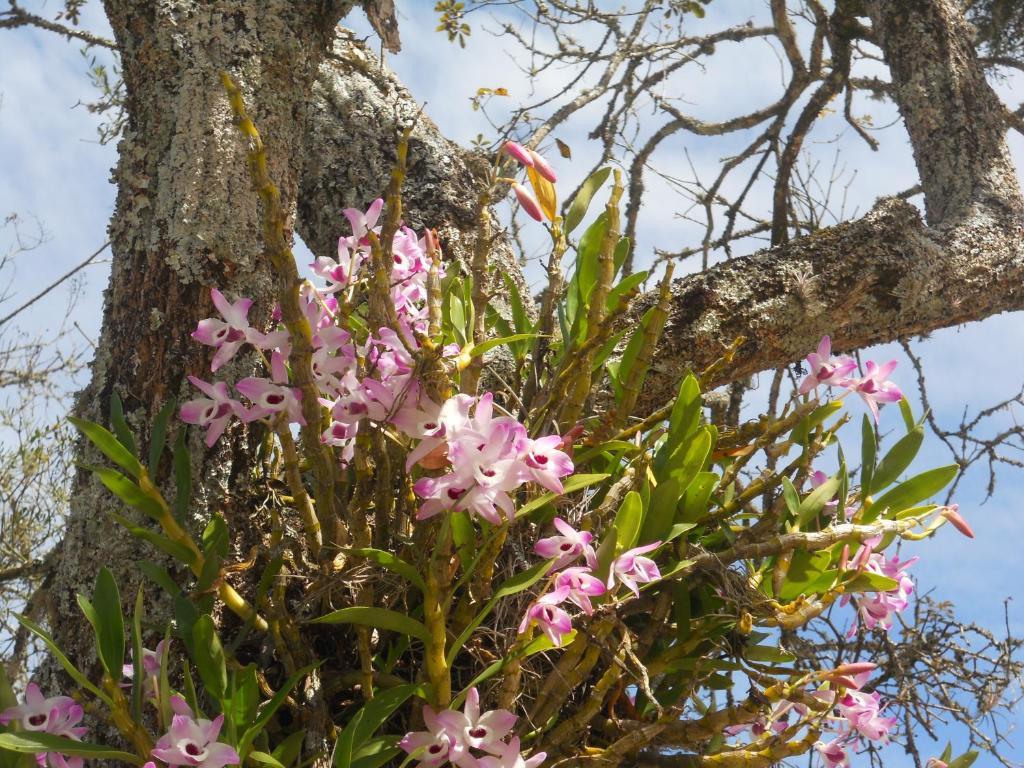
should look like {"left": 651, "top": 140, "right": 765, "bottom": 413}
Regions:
{"left": 235, "top": 377, "right": 305, "bottom": 425}
{"left": 520, "top": 435, "right": 574, "bottom": 493}
{"left": 608, "top": 542, "right": 662, "bottom": 597}
{"left": 519, "top": 587, "right": 574, "bottom": 647}
{"left": 816, "top": 738, "right": 851, "bottom": 768}
{"left": 1, "top": 684, "right": 88, "bottom": 768}
{"left": 191, "top": 289, "right": 262, "bottom": 372}
{"left": 435, "top": 687, "right": 518, "bottom": 759}
{"left": 476, "top": 737, "right": 546, "bottom": 768}
{"left": 846, "top": 359, "right": 902, "bottom": 423}
{"left": 799, "top": 336, "right": 857, "bottom": 394}
{"left": 534, "top": 518, "right": 596, "bottom": 570}
{"left": 940, "top": 504, "right": 974, "bottom": 538}
{"left": 837, "top": 690, "right": 897, "bottom": 742}
{"left": 152, "top": 698, "right": 240, "bottom": 768}
{"left": 342, "top": 198, "right": 384, "bottom": 247}
{"left": 398, "top": 705, "right": 465, "bottom": 768}
{"left": 180, "top": 377, "right": 245, "bottom": 447}
{"left": 555, "top": 567, "right": 606, "bottom": 614}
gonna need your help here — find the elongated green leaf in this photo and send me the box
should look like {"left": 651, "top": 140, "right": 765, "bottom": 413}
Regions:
{"left": 871, "top": 426, "right": 924, "bottom": 493}
{"left": 678, "top": 471, "right": 718, "bottom": 525}
{"left": 447, "top": 560, "right": 554, "bottom": 665}
{"left": 515, "top": 473, "right": 609, "bottom": 519}
{"left": 0, "top": 734, "right": 143, "bottom": 765}
{"left": 271, "top": 731, "right": 307, "bottom": 768}
{"left": 92, "top": 567, "right": 125, "bottom": 679}
{"left": 864, "top": 465, "right": 958, "bottom": 522}
{"left": 311, "top": 608, "right": 429, "bottom": 642}
{"left": 844, "top": 572, "right": 900, "bottom": 593}
{"left": 642, "top": 428, "right": 711, "bottom": 542}
{"left": 470, "top": 333, "right": 539, "bottom": 358}
{"left": 948, "top": 752, "right": 979, "bottom": 768}
{"left": 69, "top": 417, "right": 143, "bottom": 478}
{"left": 191, "top": 614, "right": 228, "bottom": 701}
{"left": 109, "top": 392, "right": 137, "bottom": 457}
{"left": 81, "top": 465, "right": 163, "bottom": 519}
{"left": 249, "top": 752, "right": 285, "bottom": 768}
{"left": 351, "top": 739, "right": 401, "bottom": 768}
{"left": 861, "top": 415, "right": 876, "bottom": 496}
{"left": 347, "top": 549, "right": 425, "bottom": 592}
{"left": 797, "top": 476, "right": 840, "bottom": 527}
{"left": 149, "top": 398, "right": 177, "bottom": 470}
{"left": 334, "top": 684, "right": 426, "bottom": 767}
{"left": 131, "top": 586, "right": 145, "bottom": 721}
{"left": 780, "top": 478, "right": 800, "bottom": 519}
{"left": 502, "top": 273, "right": 531, "bottom": 336}
{"left": 109, "top": 512, "right": 198, "bottom": 565}
{"left": 564, "top": 166, "right": 611, "bottom": 233}
{"left": 24, "top": 610, "right": 105, "bottom": 703}
{"left": 238, "top": 666, "right": 315, "bottom": 756}
{"left": 898, "top": 396, "right": 916, "bottom": 432}
{"left": 605, "top": 271, "right": 648, "bottom": 311}
{"left": 455, "top": 631, "right": 576, "bottom": 704}
{"left": 612, "top": 491, "right": 643, "bottom": 552}
{"left": 450, "top": 510, "right": 476, "bottom": 573}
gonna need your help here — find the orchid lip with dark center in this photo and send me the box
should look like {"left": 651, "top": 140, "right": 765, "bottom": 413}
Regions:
{"left": 468, "top": 726, "right": 489, "bottom": 740}
{"left": 26, "top": 714, "right": 47, "bottom": 727}
{"left": 266, "top": 393, "right": 285, "bottom": 406}
{"left": 559, "top": 542, "right": 575, "bottom": 552}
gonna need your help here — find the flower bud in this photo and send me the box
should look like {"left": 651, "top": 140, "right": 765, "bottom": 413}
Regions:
{"left": 940, "top": 504, "right": 974, "bottom": 538}
{"left": 528, "top": 149, "right": 557, "bottom": 182}
{"left": 513, "top": 182, "right": 544, "bottom": 221}
{"left": 503, "top": 141, "right": 534, "bottom": 168}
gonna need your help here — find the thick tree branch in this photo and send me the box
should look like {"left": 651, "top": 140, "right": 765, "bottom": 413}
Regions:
{"left": 634, "top": 0, "right": 1024, "bottom": 414}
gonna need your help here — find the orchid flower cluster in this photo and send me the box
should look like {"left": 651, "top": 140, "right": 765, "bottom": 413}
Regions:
{"left": 799, "top": 336, "right": 902, "bottom": 423}
{"left": 399, "top": 688, "right": 542, "bottom": 768}
{"left": 181, "top": 197, "right": 574, "bottom": 527}
{"left": 726, "top": 663, "right": 896, "bottom": 768}
{"left": 840, "top": 537, "right": 918, "bottom": 635}
{"left": 517, "top": 518, "right": 662, "bottom": 647}
{"left": 150, "top": 698, "right": 239, "bottom": 768}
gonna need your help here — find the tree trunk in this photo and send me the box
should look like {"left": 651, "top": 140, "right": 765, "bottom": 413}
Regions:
{"left": 48, "top": 0, "right": 354, "bottom": 672}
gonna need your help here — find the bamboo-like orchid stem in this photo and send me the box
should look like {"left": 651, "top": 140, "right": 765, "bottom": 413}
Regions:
{"left": 220, "top": 72, "right": 342, "bottom": 556}
{"left": 276, "top": 424, "right": 322, "bottom": 559}
{"left": 424, "top": 520, "right": 453, "bottom": 707}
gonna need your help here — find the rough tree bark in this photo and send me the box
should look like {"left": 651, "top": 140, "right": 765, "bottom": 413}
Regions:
{"left": 633, "top": 0, "right": 1024, "bottom": 414}
{"left": 48, "top": 0, "right": 357, "bottom": 668}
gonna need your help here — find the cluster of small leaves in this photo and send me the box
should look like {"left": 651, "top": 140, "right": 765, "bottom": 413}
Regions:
{"left": 435, "top": 1, "right": 471, "bottom": 48}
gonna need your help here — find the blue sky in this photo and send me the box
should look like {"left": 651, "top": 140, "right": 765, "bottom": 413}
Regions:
{"left": 2, "top": 1, "right": 1023, "bottom": 764}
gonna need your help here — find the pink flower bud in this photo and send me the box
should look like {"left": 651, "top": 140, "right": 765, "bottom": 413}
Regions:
{"left": 503, "top": 141, "right": 534, "bottom": 168}
{"left": 513, "top": 182, "right": 544, "bottom": 221}
{"left": 940, "top": 504, "right": 974, "bottom": 538}
{"left": 528, "top": 149, "right": 557, "bottom": 182}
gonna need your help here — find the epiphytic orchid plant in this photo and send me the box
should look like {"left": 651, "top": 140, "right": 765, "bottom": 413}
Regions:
{"left": 0, "top": 77, "right": 980, "bottom": 768}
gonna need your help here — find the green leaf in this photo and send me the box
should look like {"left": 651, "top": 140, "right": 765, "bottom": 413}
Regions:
{"left": 249, "top": 752, "right": 285, "bottom": 768}
{"left": 611, "top": 491, "right": 643, "bottom": 552}
{"left": 202, "top": 515, "right": 230, "bottom": 559}
{"left": 470, "top": 333, "right": 538, "bottom": 359}
{"left": 238, "top": 666, "right": 315, "bottom": 757}
{"left": 515, "top": 473, "right": 609, "bottom": 519}
{"left": 226, "top": 665, "right": 260, "bottom": 733}
{"left": 455, "top": 631, "right": 576, "bottom": 701}
{"left": 678, "top": 471, "right": 718, "bottom": 525}
{"left": 450, "top": 511, "right": 476, "bottom": 573}
{"left": 92, "top": 567, "right": 125, "bottom": 679}
{"left": 447, "top": 559, "right": 554, "bottom": 665}
{"left": 334, "top": 684, "right": 426, "bottom": 768}
{"left": 797, "top": 476, "right": 840, "bottom": 527}
{"left": 109, "top": 512, "right": 197, "bottom": 565}
{"left": 503, "top": 274, "right": 532, "bottom": 336}
{"left": 844, "top": 572, "right": 900, "bottom": 593}
{"left": 191, "top": 614, "right": 228, "bottom": 702}
{"left": 780, "top": 477, "right": 800, "bottom": 519}
{"left": 860, "top": 415, "right": 876, "bottom": 496}
{"left": 347, "top": 549, "right": 425, "bottom": 592}
{"left": 898, "top": 396, "right": 916, "bottom": 432}
{"left": 69, "top": 417, "right": 143, "bottom": 478}
{"left": 311, "top": 608, "right": 429, "bottom": 642}
{"left": 948, "top": 752, "right": 979, "bottom": 768}
{"left": 564, "top": 166, "right": 611, "bottom": 234}
{"left": 0, "top": 734, "right": 143, "bottom": 765}
{"left": 864, "top": 465, "right": 958, "bottom": 522}
{"left": 109, "top": 392, "right": 137, "bottom": 457}
{"left": 870, "top": 426, "right": 924, "bottom": 493}
{"left": 82, "top": 465, "right": 163, "bottom": 519}
{"left": 149, "top": 398, "right": 177, "bottom": 470}
{"left": 351, "top": 739, "right": 401, "bottom": 768}
{"left": 130, "top": 586, "right": 145, "bottom": 721}
{"left": 14, "top": 615, "right": 107, "bottom": 703}
{"left": 642, "top": 427, "right": 712, "bottom": 542}
{"left": 271, "top": 731, "right": 307, "bottom": 768}
{"left": 744, "top": 645, "right": 796, "bottom": 663}
{"left": 606, "top": 271, "right": 648, "bottom": 311}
